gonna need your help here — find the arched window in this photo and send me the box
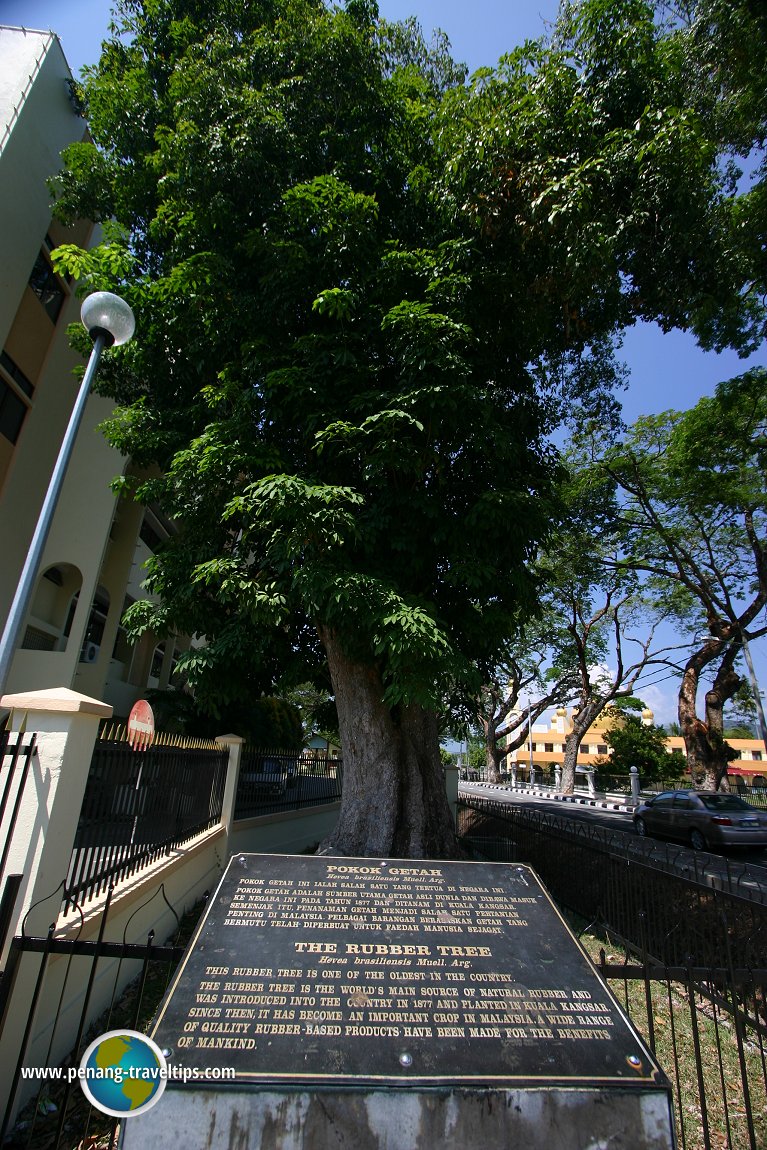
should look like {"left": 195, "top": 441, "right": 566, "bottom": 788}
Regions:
{"left": 149, "top": 642, "right": 165, "bottom": 684}
{"left": 22, "top": 563, "right": 82, "bottom": 651}
{"left": 79, "top": 586, "right": 110, "bottom": 664}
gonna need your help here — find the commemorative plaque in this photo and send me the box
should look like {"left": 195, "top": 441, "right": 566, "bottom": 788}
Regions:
{"left": 121, "top": 855, "right": 675, "bottom": 1148}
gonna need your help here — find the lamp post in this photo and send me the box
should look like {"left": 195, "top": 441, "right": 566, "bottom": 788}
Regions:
{"left": 0, "top": 291, "right": 135, "bottom": 698}
{"left": 739, "top": 630, "right": 767, "bottom": 755}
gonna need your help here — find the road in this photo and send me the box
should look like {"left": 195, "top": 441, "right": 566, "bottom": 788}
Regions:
{"left": 459, "top": 781, "right": 767, "bottom": 900}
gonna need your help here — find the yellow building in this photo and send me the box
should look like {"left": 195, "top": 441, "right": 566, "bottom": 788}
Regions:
{"left": 506, "top": 706, "right": 624, "bottom": 774}
{"left": 662, "top": 736, "right": 767, "bottom": 781}
{"left": 507, "top": 706, "right": 767, "bottom": 780}
{"left": 0, "top": 26, "right": 190, "bottom": 716}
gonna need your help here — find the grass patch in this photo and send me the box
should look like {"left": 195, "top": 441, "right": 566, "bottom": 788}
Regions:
{"left": 565, "top": 911, "right": 767, "bottom": 1150}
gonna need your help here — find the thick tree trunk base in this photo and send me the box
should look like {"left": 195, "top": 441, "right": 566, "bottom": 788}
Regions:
{"left": 560, "top": 746, "right": 578, "bottom": 795}
{"left": 485, "top": 747, "right": 503, "bottom": 785}
{"left": 318, "top": 629, "right": 461, "bottom": 859}
{"left": 683, "top": 723, "right": 732, "bottom": 792}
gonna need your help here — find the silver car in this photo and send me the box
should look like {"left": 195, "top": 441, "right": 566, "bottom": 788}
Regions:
{"left": 240, "top": 756, "right": 288, "bottom": 797}
{"left": 634, "top": 789, "right": 767, "bottom": 851}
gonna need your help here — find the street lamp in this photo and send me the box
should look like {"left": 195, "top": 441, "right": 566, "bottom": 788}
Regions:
{"left": 0, "top": 292, "right": 135, "bottom": 697}
{"left": 739, "top": 630, "right": 767, "bottom": 755}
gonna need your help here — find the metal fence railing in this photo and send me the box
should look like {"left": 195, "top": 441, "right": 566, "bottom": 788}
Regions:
{"left": 595, "top": 952, "right": 766, "bottom": 1150}
{"left": 64, "top": 728, "right": 228, "bottom": 912}
{"left": 235, "top": 748, "right": 343, "bottom": 820}
{"left": 0, "top": 886, "right": 206, "bottom": 1149}
{"left": 457, "top": 796, "right": 767, "bottom": 1150}
{"left": 458, "top": 795, "right": 767, "bottom": 908}
{"left": 732, "top": 778, "right": 767, "bottom": 809}
{"left": 0, "top": 724, "right": 37, "bottom": 955}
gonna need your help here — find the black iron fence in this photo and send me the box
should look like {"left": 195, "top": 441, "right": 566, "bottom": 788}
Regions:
{"left": 235, "top": 747, "right": 342, "bottom": 819}
{"left": 64, "top": 728, "right": 228, "bottom": 912}
{"left": 466, "top": 796, "right": 765, "bottom": 904}
{"left": 0, "top": 885, "right": 205, "bottom": 1150}
{"left": 0, "top": 725, "right": 37, "bottom": 957}
{"left": 732, "top": 778, "right": 767, "bottom": 809}
{"left": 595, "top": 951, "right": 767, "bottom": 1150}
{"left": 458, "top": 795, "right": 767, "bottom": 1150}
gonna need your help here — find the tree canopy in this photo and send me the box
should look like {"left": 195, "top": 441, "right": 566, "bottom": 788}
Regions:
{"left": 586, "top": 369, "right": 767, "bottom": 787}
{"left": 601, "top": 710, "right": 687, "bottom": 782}
{"left": 51, "top": 0, "right": 767, "bottom": 853}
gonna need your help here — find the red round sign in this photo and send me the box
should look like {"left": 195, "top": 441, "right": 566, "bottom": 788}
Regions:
{"left": 127, "top": 699, "right": 155, "bottom": 751}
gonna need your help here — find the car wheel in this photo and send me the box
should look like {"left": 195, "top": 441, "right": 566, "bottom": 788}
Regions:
{"left": 690, "top": 829, "right": 707, "bottom": 851}
{"left": 634, "top": 817, "right": 647, "bottom": 837}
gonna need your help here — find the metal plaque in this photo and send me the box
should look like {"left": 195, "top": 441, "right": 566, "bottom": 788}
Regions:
{"left": 151, "top": 854, "right": 665, "bottom": 1089}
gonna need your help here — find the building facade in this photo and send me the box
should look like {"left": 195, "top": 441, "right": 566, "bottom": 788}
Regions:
{"left": 0, "top": 26, "right": 187, "bottom": 717}
{"left": 506, "top": 706, "right": 767, "bottom": 781}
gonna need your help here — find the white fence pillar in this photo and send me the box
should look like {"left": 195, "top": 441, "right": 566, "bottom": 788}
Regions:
{"left": 216, "top": 733, "right": 244, "bottom": 837}
{"left": 630, "top": 765, "right": 641, "bottom": 808}
{"left": 0, "top": 687, "right": 111, "bottom": 942}
{"left": 0, "top": 686, "right": 111, "bottom": 1128}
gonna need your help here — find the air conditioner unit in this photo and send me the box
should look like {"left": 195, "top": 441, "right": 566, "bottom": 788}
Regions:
{"left": 81, "top": 642, "right": 100, "bottom": 664}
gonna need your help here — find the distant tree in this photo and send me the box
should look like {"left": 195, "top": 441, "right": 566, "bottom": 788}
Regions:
{"left": 722, "top": 725, "right": 756, "bottom": 741}
{"left": 147, "top": 687, "right": 302, "bottom": 746}
{"left": 722, "top": 681, "right": 761, "bottom": 740}
{"left": 466, "top": 734, "right": 486, "bottom": 773}
{"left": 474, "top": 631, "right": 579, "bottom": 783}
{"left": 529, "top": 463, "right": 677, "bottom": 795}
{"left": 279, "top": 681, "right": 339, "bottom": 744}
{"left": 602, "top": 711, "right": 687, "bottom": 783}
{"left": 598, "top": 371, "right": 767, "bottom": 789}
{"left": 554, "top": 593, "right": 669, "bottom": 795}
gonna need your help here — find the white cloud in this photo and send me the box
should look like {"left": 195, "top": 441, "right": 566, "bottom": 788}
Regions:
{"left": 635, "top": 683, "right": 678, "bottom": 728}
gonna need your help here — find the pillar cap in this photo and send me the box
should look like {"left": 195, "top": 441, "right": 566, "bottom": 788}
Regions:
{"left": 215, "top": 734, "right": 245, "bottom": 745}
{"left": 0, "top": 687, "right": 113, "bottom": 717}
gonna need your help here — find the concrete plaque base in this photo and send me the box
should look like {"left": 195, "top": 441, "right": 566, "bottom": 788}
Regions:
{"left": 121, "top": 1085, "right": 674, "bottom": 1149}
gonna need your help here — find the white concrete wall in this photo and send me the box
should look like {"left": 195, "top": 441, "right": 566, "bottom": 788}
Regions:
{"left": 0, "top": 28, "right": 132, "bottom": 698}
{"left": 229, "top": 803, "right": 341, "bottom": 857}
{"left": 0, "top": 28, "right": 69, "bottom": 347}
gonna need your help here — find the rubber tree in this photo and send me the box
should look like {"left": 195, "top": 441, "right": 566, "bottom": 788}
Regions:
{"left": 50, "top": 0, "right": 766, "bottom": 854}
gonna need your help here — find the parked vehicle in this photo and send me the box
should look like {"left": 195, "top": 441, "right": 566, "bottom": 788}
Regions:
{"left": 285, "top": 756, "right": 300, "bottom": 788}
{"left": 633, "top": 789, "right": 767, "bottom": 850}
{"left": 240, "top": 756, "right": 288, "bottom": 797}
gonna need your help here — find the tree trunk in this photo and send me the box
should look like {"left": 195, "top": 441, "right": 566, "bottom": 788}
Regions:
{"left": 560, "top": 735, "right": 577, "bottom": 795}
{"left": 679, "top": 642, "right": 741, "bottom": 791}
{"left": 318, "top": 628, "right": 460, "bottom": 859}
{"left": 560, "top": 703, "right": 603, "bottom": 794}
{"left": 483, "top": 718, "right": 504, "bottom": 784}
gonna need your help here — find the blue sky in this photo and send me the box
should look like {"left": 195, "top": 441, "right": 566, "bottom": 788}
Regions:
{"left": 8, "top": 0, "right": 763, "bottom": 423}
{"left": 5, "top": 0, "right": 767, "bottom": 725}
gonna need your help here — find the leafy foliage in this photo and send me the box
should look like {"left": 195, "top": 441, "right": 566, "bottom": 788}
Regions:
{"left": 146, "top": 687, "right": 303, "bottom": 745}
{"left": 51, "top": 0, "right": 766, "bottom": 740}
{"left": 583, "top": 369, "right": 767, "bottom": 786}
{"left": 602, "top": 711, "right": 687, "bottom": 781}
